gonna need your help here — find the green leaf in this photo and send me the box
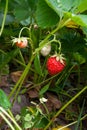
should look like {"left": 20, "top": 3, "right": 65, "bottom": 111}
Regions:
{"left": 14, "top": 8, "right": 29, "bottom": 21}
{"left": 0, "top": 64, "right": 9, "bottom": 75}
{"left": 60, "top": 0, "right": 81, "bottom": 11}
{"left": 20, "top": 17, "right": 31, "bottom": 26}
{"left": 82, "top": 27, "right": 87, "bottom": 35}
{"left": 24, "top": 114, "right": 32, "bottom": 122}
{"left": 65, "top": 12, "right": 87, "bottom": 27}
{"left": 36, "top": 0, "right": 59, "bottom": 28}
{"left": 34, "top": 117, "right": 49, "bottom": 128}
{"left": 0, "top": 89, "right": 11, "bottom": 109}
{"left": 0, "top": 49, "right": 19, "bottom": 69}
{"left": 76, "top": 0, "right": 87, "bottom": 13}
{"left": 39, "top": 83, "right": 50, "bottom": 96}
{"left": 73, "top": 52, "right": 86, "bottom": 64}
{"left": 14, "top": 0, "right": 31, "bottom": 21}
{"left": 23, "top": 121, "right": 33, "bottom": 129}
{"left": 72, "top": 14, "right": 87, "bottom": 27}
{"left": 34, "top": 53, "right": 43, "bottom": 76}
{"left": 13, "top": 0, "right": 37, "bottom": 22}
{"left": 27, "top": 0, "right": 38, "bottom": 10}
{"left": 45, "top": 0, "right": 63, "bottom": 17}
{"left": 58, "top": 28, "right": 85, "bottom": 53}
{"left": 45, "top": 0, "right": 82, "bottom": 17}
{"left": 0, "top": 12, "right": 15, "bottom": 26}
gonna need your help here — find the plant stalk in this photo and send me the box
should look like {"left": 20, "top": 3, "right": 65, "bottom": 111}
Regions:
{"left": 57, "top": 114, "right": 87, "bottom": 130}
{"left": 0, "top": 0, "right": 8, "bottom": 36}
{"left": 0, "top": 106, "right": 22, "bottom": 130}
{"left": 9, "top": 54, "right": 35, "bottom": 100}
{"left": 0, "top": 112, "right": 15, "bottom": 130}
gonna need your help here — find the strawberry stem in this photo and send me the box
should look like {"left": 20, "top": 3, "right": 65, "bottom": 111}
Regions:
{"left": 0, "top": 0, "right": 8, "bottom": 36}
{"left": 18, "top": 26, "right": 34, "bottom": 51}
{"left": 57, "top": 40, "right": 61, "bottom": 54}
{"left": 18, "top": 26, "right": 30, "bottom": 38}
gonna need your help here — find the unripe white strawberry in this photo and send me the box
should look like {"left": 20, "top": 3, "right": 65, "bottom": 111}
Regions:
{"left": 40, "top": 44, "right": 51, "bottom": 56}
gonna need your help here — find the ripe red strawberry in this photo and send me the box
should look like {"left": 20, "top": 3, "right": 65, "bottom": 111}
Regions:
{"left": 46, "top": 54, "right": 66, "bottom": 75}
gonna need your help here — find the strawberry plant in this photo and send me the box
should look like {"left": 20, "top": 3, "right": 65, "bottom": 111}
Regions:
{"left": 0, "top": 0, "right": 87, "bottom": 130}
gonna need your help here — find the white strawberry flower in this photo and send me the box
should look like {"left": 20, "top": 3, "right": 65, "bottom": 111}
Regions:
{"left": 39, "top": 97, "right": 48, "bottom": 104}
